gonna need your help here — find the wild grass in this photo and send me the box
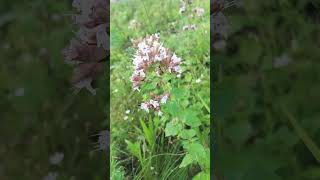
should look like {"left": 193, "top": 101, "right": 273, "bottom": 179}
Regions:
{"left": 110, "top": 0, "right": 210, "bottom": 179}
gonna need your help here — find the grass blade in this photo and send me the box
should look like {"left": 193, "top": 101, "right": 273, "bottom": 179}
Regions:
{"left": 282, "top": 105, "right": 320, "bottom": 163}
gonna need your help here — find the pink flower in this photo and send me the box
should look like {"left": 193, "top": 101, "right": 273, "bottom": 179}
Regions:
{"left": 160, "top": 94, "right": 169, "bottom": 104}
{"left": 130, "top": 34, "right": 182, "bottom": 90}
{"left": 149, "top": 100, "right": 160, "bottom": 108}
{"left": 141, "top": 102, "right": 150, "bottom": 113}
{"left": 62, "top": 38, "right": 106, "bottom": 63}
{"left": 192, "top": 7, "right": 205, "bottom": 17}
{"left": 63, "top": 0, "right": 108, "bottom": 93}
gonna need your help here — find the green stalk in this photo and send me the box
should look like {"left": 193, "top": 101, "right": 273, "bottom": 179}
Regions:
{"left": 197, "top": 94, "right": 210, "bottom": 113}
{"left": 282, "top": 105, "right": 320, "bottom": 163}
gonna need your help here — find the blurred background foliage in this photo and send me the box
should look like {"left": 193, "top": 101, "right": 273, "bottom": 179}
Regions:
{"left": 213, "top": 0, "right": 320, "bottom": 179}
{"left": 0, "top": 0, "right": 108, "bottom": 179}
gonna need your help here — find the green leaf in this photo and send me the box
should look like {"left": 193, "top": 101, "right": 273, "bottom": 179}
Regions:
{"left": 125, "top": 140, "right": 141, "bottom": 162}
{"left": 179, "top": 154, "right": 194, "bottom": 168}
{"left": 172, "top": 87, "right": 188, "bottom": 100}
{"left": 185, "top": 142, "right": 206, "bottom": 162}
{"left": 180, "top": 129, "right": 196, "bottom": 139}
{"left": 141, "top": 82, "right": 157, "bottom": 91}
{"left": 140, "top": 120, "right": 155, "bottom": 149}
{"left": 183, "top": 110, "right": 201, "bottom": 127}
{"left": 163, "top": 101, "right": 179, "bottom": 116}
{"left": 193, "top": 172, "right": 210, "bottom": 180}
{"left": 165, "top": 121, "right": 182, "bottom": 137}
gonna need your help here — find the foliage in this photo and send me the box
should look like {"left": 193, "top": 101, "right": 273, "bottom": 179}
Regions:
{"left": 110, "top": 0, "right": 210, "bottom": 179}
{"left": 213, "top": 0, "right": 320, "bottom": 179}
{"left": 0, "top": 0, "right": 108, "bottom": 179}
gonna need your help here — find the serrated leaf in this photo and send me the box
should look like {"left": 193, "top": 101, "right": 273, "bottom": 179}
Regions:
{"left": 184, "top": 110, "right": 201, "bottom": 127}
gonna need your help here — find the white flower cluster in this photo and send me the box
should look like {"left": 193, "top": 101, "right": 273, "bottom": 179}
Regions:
{"left": 131, "top": 34, "right": 182, "bottom": 91}
{"left": 140, "top": 93, "right": 170, "bottom": 116}
{"left": 192, "top": 7, "right": 205, "bottom": 17}
{"left": 179, "top": 0, "right": 193, "bottom": 14}
{"left": 183, "top": 24, "right": 197, "bottom": 31}
{"left": 179, "top": 0, "right": 204, "bottom": 31}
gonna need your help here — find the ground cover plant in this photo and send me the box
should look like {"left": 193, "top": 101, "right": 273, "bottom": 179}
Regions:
{"left": 110, "top": 0, "right": 210, "bottom": 179}
{"left": 213, "top": 0, "right": 320, "bottom": 179}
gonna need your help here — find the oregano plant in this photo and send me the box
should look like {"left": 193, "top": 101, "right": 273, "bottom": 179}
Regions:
{"left": 131, "top": 33, "right": 210, "bottom": 178}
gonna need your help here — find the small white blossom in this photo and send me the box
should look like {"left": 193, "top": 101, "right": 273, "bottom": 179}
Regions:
{"left": 128, "top": 19, "right": 141, "bottom": 29}
{"left": 161, "top": 95, "right": 169, "bottom": 104}
{"left": 182, "top": 24, "right": 197, "bottom": 31}
{"left": 195, "top": 78, "right": 201, "bottom": 83}
{"left": 273, "top": 54, "right": 292, "bottom": 68}
{"left": 49, "top": 152, "right": 64, "bottom": 165}
{"left": 173, "top": 65, "right": 182, "bottom": 73}
{"left": 124, "top": 116, "right": 128, "bottom": 120}
{"left": 179, "top": 0, "right": 186, "bottom": 14}
{"left": 141, "top": 103, "right": 149, "bottom": 113}
{"left": 133, "top": 87, "right": 140, "bottom": 92}
{"left": 171, "top": 54, "right": 181, "bottom": 64}
{"left": 125, "top": 110, "right": 131, "bottom": 114}
{"left": 149, "top": 100, "right": 159, "bottom": 108}
{"left": 192, "top": 7, "right": 204, "bottom": 17}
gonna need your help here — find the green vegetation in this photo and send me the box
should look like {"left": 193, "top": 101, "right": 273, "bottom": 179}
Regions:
{"left": 214, "top": 0, "right": 320, "bottom": 179}
{"left": 110, "top": 0, "right": 210, "bottom": 179}
{"left": 1, "top": 0, "right": 107, "bottom": 179}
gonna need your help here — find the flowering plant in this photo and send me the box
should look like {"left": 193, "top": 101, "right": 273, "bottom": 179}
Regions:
{"left": 63, "top": 0, "right": 109, "bottom": 95}
{"left": 131, "top": 34, "right": 182, "bottom": 116}
{"left": 63, "top": 0, "right": 110, "bottom": 154}
{"left": 130, "top": 33, "right": 210, "bottom": 178}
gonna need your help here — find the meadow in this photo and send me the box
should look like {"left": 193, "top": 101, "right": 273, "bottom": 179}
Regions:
{"left": 110, "top": 0, "right": 210, "bottom": 179}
